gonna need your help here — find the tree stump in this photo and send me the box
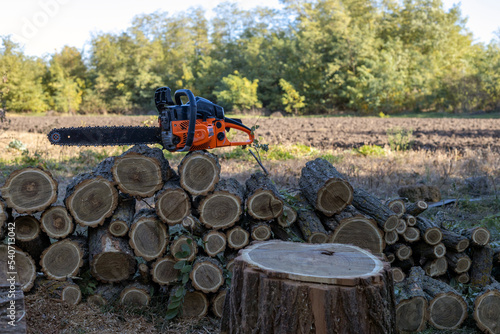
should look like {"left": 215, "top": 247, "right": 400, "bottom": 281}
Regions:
{"left": 221, "top": 241, "right": 396, "bottom": 334}
{"left": 245, "top": 173, "right": 283, "bottom": 220}
{"left": 1, "top": 167, "right": 57, "bottom": 214}
{"left": 178, "top": 151, "right": 220, "bottom": 196}
{"left": 155, "top": 180, "right": 191, "bottom": 226}
{"left": 299, "top": 158, "right": 353, "bottom": 216}
{"left": 197, "top": 178, "right": 245, "bottom": 230}
{"left": 40, "top": 206, "right": 74, "bottom": 239}
{"left": 112, "top": 145, "right": 174, "bottom": 198}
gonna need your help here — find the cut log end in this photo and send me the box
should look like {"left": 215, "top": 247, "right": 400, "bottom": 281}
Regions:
{"left": 396, "top": 297, "right": 427, "bottom": 332}
{"left": 392, "top": 267, "right": 406, "bottom": 283}
{"left": 0, "top": 245, "right": 36, "bottom": 292}
{"left": 91, "top": 252, "right": 136, "bottom": 283}
{"left": 329, "top": 217, "right": 385, "bottom": 255}
{"left": 108, "top": 220, "right": 129, "bottom": 237}
{"left": 120, "top": 285, "right": 150, "bottom": 307}
{"left": 316, "top": 179, "right": 354, "bottom": 216}
{"left": 171, "top": 236, "right": 198, "bottom": 262}
{"left": 199, "top": 193, "right": 242, "bottom": 229}
{"left": 226, "top": 226, "right": 249, "bottom": 250}
{"left": 428, "top": 292, "right": 467, "bottom": 330}
{"left": 151, "top": 256, "right": 179, "bottom": 285}
{"left": 129, "top": 212, "right": 168, "bottom": 261}
{"left": 40, "top": 206, "right": 74, "bottom": 239}
{"left": 424, "top": 228, "right": 443, "bottom": 246}
{"left": 181, "top": 291, "right": 209, "bottom": 318}
{"left": 61, "top": 284, "right": 82, "bottom": 305}
{"left": 1, "top": 167, "right": 58, "bottom": 214}
{"left": 203, "top": 231, "right": 227, "bottom": 257}
{"left": 469, "top": 227, "right": 491, "bottom": 246}
{"left": 251, "top": 223, "right": 272, "bottom": 242}
{"left": 112, "top": 153, "right": 163, "bottom": 198}
{"left": 179, "top": 152, "right": 220, "bottom": 196}
{"left": 155, "top": 186, "right": 191, "bottom": 225}
{"left": 190, "top": 258, "right": 224, "bottom": 293}
{"left": 212, "top": 289, "right": 227, "bottom": 318}
{"left": 247, "top": 190, "right": 283, "bottom": 220}
{"left": 403, "top": 227, "right": 420, "bottom": 243}
{"left": 474, "top": 289, "right": 500, "bottom": 334}
{"left": 40, "top": 239, "right": 86, "bottom": 280}
{"left": 14, "top": 215, "right": 40, "bottom": 242}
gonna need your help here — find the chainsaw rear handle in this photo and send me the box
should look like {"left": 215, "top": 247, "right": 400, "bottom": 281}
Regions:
{"left": 224, "top": 118, "right": 255, "bottom": 146}
{"left": 174, "top": 89, "right": 197, "bottom": 152}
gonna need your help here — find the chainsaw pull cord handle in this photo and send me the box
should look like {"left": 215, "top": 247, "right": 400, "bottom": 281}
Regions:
{"left": 174, "top": 89, "right": 197, "bottom": 152}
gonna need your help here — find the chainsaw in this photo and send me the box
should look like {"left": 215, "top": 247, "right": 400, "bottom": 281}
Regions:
{"left": 48, "top": 87, "right": 254, "bottom": 152}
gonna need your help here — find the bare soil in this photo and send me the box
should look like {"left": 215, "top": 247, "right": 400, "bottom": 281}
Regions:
{"left": 2, "top": 114, "right": 500, "bottom": 151}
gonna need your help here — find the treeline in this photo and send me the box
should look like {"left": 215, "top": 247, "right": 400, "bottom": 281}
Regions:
{"left": 1, "top": 0, "right": 500, "bottom": 115}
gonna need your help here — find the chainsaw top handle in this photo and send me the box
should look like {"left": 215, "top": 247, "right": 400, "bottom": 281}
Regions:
{"left": 174, "top": 89, "right": 197, "bottom": 152}
{"left": 224, "top": 118, "right": 255, "bottom": 146}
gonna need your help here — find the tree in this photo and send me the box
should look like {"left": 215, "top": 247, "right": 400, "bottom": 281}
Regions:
{"left": 214, "top": 71, "right": 262, "bottom": 111}
{"left": 279, "top": 79, "right": 305, "bottom": 114}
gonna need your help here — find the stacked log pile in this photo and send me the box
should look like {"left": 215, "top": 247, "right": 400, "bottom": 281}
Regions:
{"left": 1, "top": 151, "right": 499, "bottom": 333}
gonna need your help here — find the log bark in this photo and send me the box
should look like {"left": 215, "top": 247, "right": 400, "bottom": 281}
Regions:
{"left": 329, "top": 216, "right": 385, "bottom": 256}
{"left": 87, "top": 283, "right": 123, "bottom": 306}
{"left": 415, "top": 217, "right": 443, "bottom": 245}
{"left": 386, "top": 243, "right": 412, "bottom": 261}
{"left": 464, "top": 226, "right": 491, "bottom": 247}
{"left": 181, "top": 215, "right": 206, "bottom": 237}
{"left": 178, "top": 150, "right": 220, "bottom": 196}
{"left": 445, "top": 251, "right": 472, "bottom": 274}
{"left": 421, "top": 270, "right": 468, "bottom": 330}
{"left": 245, "top": 173, "right": 283, "bottom": 220}
{"left": 0, "top": 281, "right": 26, "bottom": 333}
{"left": 440, "top": 228, "right": 470, "bottom": 252}
{"left": 13, "top": 215, "right": 50, "bottom": 264}
{"left": 395, "top": 266, "right": 428, "bottom": 333}
{"left": 351, "top": 188, "right": 399, "bottom": 232}
{"left": 155, "top": 180, "right": 191, "bottom": 226}
{"left": 473, "top": 280, "right": 500, "bottom": 334}
{"left": 405, "top": 201, "right": 428, "bottom": 216}
{"left": 423, "top": 257, "right": 448, "bottom": 277}
{"left": 0, "top": 167, "right": 57, "bottom": 214}
{"left": 151, "top": 256, "right": 179, "bottom": 285}
{"left": 35, "top": 278, "right": 82, "bottom": 305}
{"left": 403, "top": 226, "right": 421, "bottom": 243}
{"left": 298, "top": 158, "right": 353, "bottom": 216}
{"left": 112, "top": 145, "right": 174, "bottom": 198}
{"left": 89, "top": 220, "right": 136, "bottom": 283}
{"left": 128, "top": 209, "right": 168, "bottom": 261}
{"left": 0, "top": 245, "right": 36, "bottom": 293}
{"left": 65, "top": 166, "right": 118, "bottom": 228}
{"left": 470, "top": 245, "right": 494, "bottom": 288}
{"left": 190, "top": 256, "right": 224, "bottom": 293}
{"left": 203, "top": 230, "right": 227, "bottom": 257}
{"left": 108, "top": 194, "right": 135, "bottom": 237}
{"left": 296, "top": 208, "right": 328, "bottom": 243}
{"left": 40, "top": 205, "right": 74, "bottom": 239}
{"left": 180, "top": 290, "right": 209, "bottom": 318}
{"left": 226, "top": 226, "right": 250, "bottom": 250}
{"left": 398, "top": 185, "right": 440, "bottom": 202}
{"left": 412, "top": 242, "right": 446, "bottom": 260}
{"left": 0, "top": 198, "right": 12, "bottom": 240}
{"left": 197, "top": 178, "right": 245, "bottom": 230}
{"left": 119, "top": 282, "right": 151, "bottom": 307}
{"left": 222, "top": 241, "right": 396, "bottom": 334}
{"left": 277, "top": 204, "right": 297, "bottom": 228}
{"left": 170, "top": 235, "right": 198, "bottom": 262}
{"left": 40, "top": 236, "right": 88, "bottom": 281}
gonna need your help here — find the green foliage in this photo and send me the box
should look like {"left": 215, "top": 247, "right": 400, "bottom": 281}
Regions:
{"left": 353, "top": 144, "right": 385, "bottom": 156}
{"left": 387, "top": 127, "right": 414, "bottom": 151}
{"left": 279, "top": 79, "right": 306, "bottom": 114}
{"left": 214, "top": 71, "right": 262, "bottom": 111}
{"left": 8, "top": 139, "right": 27, "bottom": 151}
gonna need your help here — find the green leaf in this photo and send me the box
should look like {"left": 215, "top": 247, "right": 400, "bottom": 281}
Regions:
{"left": 165, "top": 309, "right": 178, "bottom": 320}
{"left": 181, "top": 243, "right": 191, "bottom": 254}
{"left": 168, "top": 299, "right": 182, "bottom": 309}
{"left": 173, "top": 261, "right": 186, "bottom": 270}
{"left": 181, "top": 265, "right": 192, "bottom": 274}
{"left": 175, "top": 287, "right": 185, "bottom": 298}
{"left": 182, "top": 273, "right": 189, "bottom": 284}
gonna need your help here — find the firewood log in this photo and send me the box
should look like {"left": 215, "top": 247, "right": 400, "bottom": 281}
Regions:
{"left": 222, "top": 241, "right": 396, "bottom": 334}
{"left": 329, "top": 216, "right": 385, "bottom": 256}
{"left": 384, "top": 230, "right": 399, "bottom": 245}
{"left": 453, "top": 272, "right": 470, "bottom": 284}
{"left": 34, "top": 278, "right": 82, "bottom": 305}
{"left": 112, "top": 145, "right": 174, "bottom": 198}
{"left": 412, "top": 242, "right": 446, "bottom": 260}
{"left": 211, "top": 288, "right": 228, "bottom": 318}
{"left": 393, "top": 257, "right": 415, "bottom": 273}
{"left": 203, "top": 230, "right": 227, "bottom": 257}
{"left": 40, "top": 205, "right": 74, "bottom": 239}
{"left": 128, "top": 209, "right": 168, "bottom": 261}
{"left": 402, "top": 214, "right": 416, "bottom": 226}
{"left": 298, "top": 158, "right": 353, "bottom": 216}
{"left": 108, "top": 194, "right": 135, "bottom": 237}
{"left": 440, "top": 228, "right": 470, "bottom": 252}
{"left": 89, "top": 219, "right": 136, "bottom": 283}
{"left": 387, "top": 243, "right": 412, "bottom": 261}
{"left": 181, "top": 215, "right": 206, "bottom": 237}
{"left": 178, "top": 150, "right": 220, "bottom": 196}
{"left": 226, "top": 226, "right": 249, "bottom": 250}
{"left": 394, "top": 266, "right": 428, "bottom": 333}
{"left": 402, "top": 226, "right": 420, "bottom": 243}
{"left": 0, "top": 245, "right": 36, "bottom": 292}
{"left": 0, "top": 167, "right": 57, "bottom": 214}
{"left": 14, "top": 215, "right": 50, "bottom": 264}
{"left": 40, "top": 235, "right": 88, "bottom": 281}
{"left": 445, "top": 251, "right": 472, "bottom": 274}
{"left": 249, "top": 222, "right": 272, "bottom": 242}
{"left": 87, "top": 283, "right": 123, "bottom": 306}
{"left": 196, "top": 178, "right": 245, "bottom": 230}
{"left": 470, "top": 245, "right": 494, "bottom": 288}
{"left": 473, "top": 279, "right": 500, "bottom": 334}
{"left": 386, "top": 198, "right": 406, "bottom": 217}
{"left": 65, "top": 159, "right": 118, "bottom": 227}
{"left": 190, "top": 257, "right": 224, "bottom": 293}
{"left": 395, "top": 219, "right": 407, "bottom": 235}
{"left": 391, "top": 267, "right": 406, "bottom": 283}
{"left": 296, "top": 208, "right": 328, "bottom": 243}
{"left": 151, "top": 256, "right": 179, "bottom": 285}
{"left": 277, "top": 204, "right": 297, "bottom": 228}
{"left": 422, "top": 257, "right": 448, "bottom": 277}
{"left": 245, "top": 173, "right": 283, "bottom": 220}
{"left": 170, "top": 233, "right": 198, "bottom": 262}
{"left": 405, "top": 201, "right": 428, "bottom": 216}
{"left": 119, "top": 282, "right": 151, "bottom": 307}
{"left": 351, "top": 188, "right": 399, "bottom": 232}
{"left": 179, "top": 289, "right": 209, "bottom": 318}
{"left": 0, "top": 198, "right": 12, "bottom": 240}
{"left": 463, "top": 226, "right": 491, "bottom": 247}
{"left": 421, "top": 270, "right": 468, "bottom": 330}
{"left": 415, "top": 217, "right": 443, "bottom": 245}
{"left": 155, "top": 180, "right": 191, "bottom": 226}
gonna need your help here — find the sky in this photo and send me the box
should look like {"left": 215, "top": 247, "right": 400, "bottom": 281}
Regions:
{"left": 0, "top": 0, "right": 498, "bottom": 58}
